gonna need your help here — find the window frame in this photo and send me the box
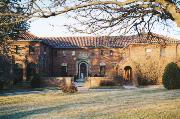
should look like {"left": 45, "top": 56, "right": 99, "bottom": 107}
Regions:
{"left": 29, "top": 45, "right": 35, "bottom": 54}
{"left": 100, "top": 65, "right": 106, "bottom": 77}
{"left": 145, "top": 48, "right": 152, "bottom": 53}
{"left": 72, "top": 51, "right": 75, "bottom": 56}
{"left": 160, "top": 47, "right": 166, "bottom": 57}
{"left": 63, "top": 50, "right": 66, "bottom": 56}
{"left": 100, "top": 50, "right": 105, "bottom": 56}
{"left": 15, "top": 45, "right": 20, "bottom": 54}
{"left": 110, "top": 50, "right": 113, "bottom": 56}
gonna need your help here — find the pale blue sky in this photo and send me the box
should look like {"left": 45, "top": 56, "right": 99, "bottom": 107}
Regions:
{"left": 29, "top": 15, "right": 180, "bottom": 39}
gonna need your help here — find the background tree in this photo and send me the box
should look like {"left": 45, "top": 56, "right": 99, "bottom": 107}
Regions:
{"left": 0, "top": 0, "right": 29, "bottom": 55}
{"left": 1, "top": 0, "right": 180, "bottom": 37}
{"left": 63, "top": 0, "right": 180, "bottom": 36}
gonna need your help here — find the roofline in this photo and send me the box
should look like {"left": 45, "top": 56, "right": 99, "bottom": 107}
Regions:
{"left": 52, "top": 45, "right": 124, "bottom": 49}
{"left": 123, "top": 42, "right": 180, "bottom": 49}
{"left": 8, "top": 39, "right": 41, "bottom": 42}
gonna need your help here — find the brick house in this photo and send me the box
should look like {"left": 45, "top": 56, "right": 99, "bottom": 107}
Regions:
{"left": 6, "top": 33, "right": 180, "bottom": 84}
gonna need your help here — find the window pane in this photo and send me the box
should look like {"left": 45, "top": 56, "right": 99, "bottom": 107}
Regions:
{"left": 160, "top": 48, "right": 165, "bottom": 57}
{"left": 72, "top": 51, "right": 75, "bottom": 56}
{"left": 100, "top": 50, "right": 105, "bottom": 56}
{"left": 61, "top": 66, "right": 68, "bottom": 76}
{"left": 15, "top": 46, "right": 20, "bottom": 54}
{"left": 29, "top": 45, "right": 35, "bottom": 54}
{"left": 63, "top": 51, "right": 66, "bottom": 56}
{"left": 100, "top": 66, "right": 106, "bottom": 77}
{"left": 145, "top": 48, "right": 152, "bottom": 53}
{"left": 110, "top": 50, "right": 113, "bottom": 56}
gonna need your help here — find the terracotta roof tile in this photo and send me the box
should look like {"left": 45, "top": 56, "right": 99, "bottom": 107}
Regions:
{"left": 17, "top": 32, "right": 180, "bottom": 48}
{"left": 39, "top": 34, "right": 179, "bottom": 48}
{"left": 17, "top": 32, "right": 37, "bottom": 41}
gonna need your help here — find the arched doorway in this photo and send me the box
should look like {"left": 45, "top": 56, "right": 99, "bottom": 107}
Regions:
{"left": 124, "top": 66, "right": 132, "bottom": 85}
{"left": 78, "top": 62, "right": 88, "bottom": 80}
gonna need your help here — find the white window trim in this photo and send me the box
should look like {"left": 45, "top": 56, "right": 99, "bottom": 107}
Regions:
{"left": 72, "top": 51, "right": 75, "bottom": 56}
{"left": 145, "top": 48, "right": 152, "bottom": 53}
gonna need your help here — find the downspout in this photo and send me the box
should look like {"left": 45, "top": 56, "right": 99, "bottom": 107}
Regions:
{"left": 175, "top": 43, "right": 178, "bottom": 63}
{"left": 129, "top": 45, "right": 131, "bottom": 60}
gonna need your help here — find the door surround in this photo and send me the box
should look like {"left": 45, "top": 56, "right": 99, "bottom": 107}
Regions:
{"left": 78, "top": 61, "right": 89, "bottom": 79}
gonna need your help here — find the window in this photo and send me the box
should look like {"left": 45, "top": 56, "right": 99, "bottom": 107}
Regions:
{"left": 110, "top": 50, "right": 113, "bottom": 56}
{"left": 44, "top": 46, "right": 47, "bottom": 55}
{"left": 145, "top": 48, "right": 152, "bottom": 53}
{"left": 29, "top": 45, "right": 35, "bottom": 54}
{"left": 160, "top": 47, "right": 165, "bottom": 57}
{"left": 100, "top": 66, "right": 106, "bottom": 77}
{"left": 72, "top": 51, "right": 75, "bottom": 56}
{"left": 15, "top": 45, "right": 20, "bottom": 54}
{"left": 61, "top": 64, "right": 68, "bottom": 76}
{"left": 100, "top": 50, "right": 105, "bottom": 56}
{"left": 63, "top": 50, "right": 66, "bottom": 56}
{"left": 43, "top": 57, "right": 46, "bottom": 68}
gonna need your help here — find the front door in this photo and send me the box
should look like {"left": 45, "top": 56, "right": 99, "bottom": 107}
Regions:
{"left": 124, "top": 66, "right": 133, "bottom": 85}
{"left": 79, "top": 62, "right": 88, "bottom": 79}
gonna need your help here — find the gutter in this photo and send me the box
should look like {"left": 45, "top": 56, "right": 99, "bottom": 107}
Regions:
{"left": 176, "top": 43, "right": 178, "bottom": 62}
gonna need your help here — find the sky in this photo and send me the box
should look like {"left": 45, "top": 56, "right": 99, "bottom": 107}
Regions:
{"left": 29, "top": 15, "right": 180, "bottom": 40}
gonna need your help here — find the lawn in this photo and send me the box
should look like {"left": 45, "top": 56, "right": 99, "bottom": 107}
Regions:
{"left": 0, "top": 86, "right": 180, "bottom": 119}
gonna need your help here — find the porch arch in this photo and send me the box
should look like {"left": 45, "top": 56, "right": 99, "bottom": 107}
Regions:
{"left": 78, "top": 61, "right": 89, "bottom": 79}
{"left": 124, "top": 66, "right": 133, "bottom": 84}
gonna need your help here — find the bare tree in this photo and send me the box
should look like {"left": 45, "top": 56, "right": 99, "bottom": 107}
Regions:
{"left": 62, "top": 0, "right": 180, "bottom": 36}
{"left": 1, "top": 0, "right": 180, "bottom": 36}
{"left": 20, "top": 0, "right": 178, "bottom": 37}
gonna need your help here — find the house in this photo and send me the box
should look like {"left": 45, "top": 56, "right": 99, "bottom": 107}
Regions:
{"left": 6, "top": 32, "right": 180, "bottom": 85}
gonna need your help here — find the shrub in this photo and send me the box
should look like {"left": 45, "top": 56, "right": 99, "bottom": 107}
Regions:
{"left": 113, "top": 76, "right": 124, "bottom": 86}
{"left": 134, "top": 59, "right": 162, "bottom": 85}
{"left": 137, "top": 77, "right": 158, "bottom": 86}
{"left": 30, "top": 74, "right": 41, "bottom": 88}
{"left": 162, "top": 62, "right": 180, "bottom": 89}
{"left": 0, "top": 74, "right": 14, "bottom": 90}
{"left": 100, "top": 80, "right": 116, "bottom": 86}
{"left": 0, "top": 56, "right": 14, "bottom": 90}
{"left": 59, "top": 78, "right": 77, "bottom": 93}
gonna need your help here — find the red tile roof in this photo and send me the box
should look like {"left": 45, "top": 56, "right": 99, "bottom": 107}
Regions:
{"left": 40, "top": 34, "right": 179, "bottom": 48}
{"left": 17, "top": 32, "right": 180, "bottom": 48}
{"left": 17, "top": 32, "right": 38, "bottom": 41}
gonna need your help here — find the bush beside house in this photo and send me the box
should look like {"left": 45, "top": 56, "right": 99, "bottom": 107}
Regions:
{"left": 134, "top": 59, "right": 163, "bottom": 86}
{"left": 162, "top": 62, "right": 180, "bottom": 89}
{"left": 59, "top": 78, "right": 77, "bottom": 93}
{"left": 0, "top": 56, "right": 14, "bottom": 90}
{"left": 30, "top": 73, "right": 42, "bottom": 88}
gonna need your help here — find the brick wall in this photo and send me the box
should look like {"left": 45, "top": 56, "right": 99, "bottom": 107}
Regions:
{"left": 120, "top": 43, "right": 180, "bottom": 84}
{"left": 7, "top": 39, "right": 180, "bottom": 84}
{"left": 8, "top": 41, "right": 53, "bottom": 80}
{"left": 52, "top": 48, "right": 123, "bottom": 77}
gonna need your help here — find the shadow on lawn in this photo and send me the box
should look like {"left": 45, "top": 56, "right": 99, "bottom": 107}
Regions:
{"left": 0, "top": 87, "right": 60, "bottom": 96}
{"left": 0, "top": 103, "right": 72, "bottom": 119}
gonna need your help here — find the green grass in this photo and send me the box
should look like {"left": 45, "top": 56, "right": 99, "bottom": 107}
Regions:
{"left": 0, "top": 86, "right": 180, "bottom": 119}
